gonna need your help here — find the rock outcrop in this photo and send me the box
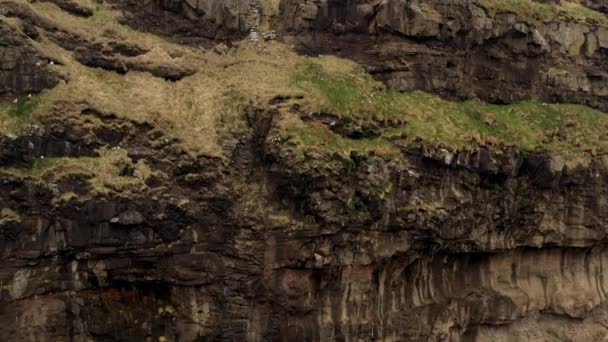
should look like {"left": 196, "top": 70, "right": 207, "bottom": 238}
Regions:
{"left": 110, "top": 0, "right": 608, "bottom": 110}
{"left": 583, "top": 0, "right": 608, "bottom": 14}
{"left": 0, "top": 22, "right": 58, "bottom": 100}
{"left": 111, "top": 0, "right": 263, "bottom": 45}
{"left": 280, "top": 0, "right": 608, "bottom": 110}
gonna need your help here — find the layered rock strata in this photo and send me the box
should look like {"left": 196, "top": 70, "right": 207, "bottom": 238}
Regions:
{"left": 0, "top": 0, "right": 608, "bottom": 341}
{"left": 280, "top": 0, "right": 608, "bottom": 110}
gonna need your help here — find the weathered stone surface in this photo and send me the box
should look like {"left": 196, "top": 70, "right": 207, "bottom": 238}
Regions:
{"left": 0, "top": 103, "right": 607, "bottom": 340}
{"left": 0, "top": 22, "right": 58, "bottom": 100}
{"left": 583, "top": 0, "right": 608, "bottom": 14}
{"left": 107, "top": 0, "right": 608, "bottom": 109}
{"left": 72, "top": 44, "right": 194, "bottom": 80}
{"left": 280, "top": 0, "right": 608, "bottom": 111}
{"left": 113, "top": 210, "right": 145, "bottom": 225}
{"left": 109, "top": 0, "right": 262, "bottom": 45}
{"left": 40, "top": 0, "right": 93, "bottom": 17}
{"left": 599, "top": 26, "right": 608, "bottom": 47}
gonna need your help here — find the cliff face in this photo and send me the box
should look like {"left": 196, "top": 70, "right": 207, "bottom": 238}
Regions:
{"left": 112, "top": 0, "right": 608, "bottom": 109}
{"left": 1, "top": 0, "right": 608, "bottom": 341}
{"left": 4, "top": 97, "right": 608, "bottom": 342}
{"left": 280, "top": 0, "right": 608, "bottom": 110}
{"left": 0, "top": 21, "right": 58, "bottom": 100}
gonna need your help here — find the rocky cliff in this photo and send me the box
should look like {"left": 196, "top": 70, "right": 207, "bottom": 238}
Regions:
{"left": 0, "top": 0, "right": 608, "bottom": 341}
{"left": 280, "top": 0, "right": 608, "bottom": 110}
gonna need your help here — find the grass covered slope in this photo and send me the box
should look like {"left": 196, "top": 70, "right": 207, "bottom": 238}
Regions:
{"left": 0, "top": 0, "right": 607, "bottom": 168}
{"left": 0, "top": 96, "right": 42, "bottom": 133}
{"left": 283, "top": 57, "right": 608, "bottom": 163}
{"left": 1, "top": 0, "right": 304, "bottom": 157}
{"left": 477, "top": 0, "right": 608, "bottom": 26}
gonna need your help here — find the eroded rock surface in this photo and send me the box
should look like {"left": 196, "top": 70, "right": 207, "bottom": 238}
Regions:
{"left": 280, "top": 0, "right": 608, "bottom": 110}
{"left": 110, "top": 0, "right": 263, "bottom": 45}
{"left": 0, "top": 22, "right": 58, "bottom": 100}
{"left": 583, "top": 0, "right": 608, "bottom": 14}
{"left": 0, "top": 103, "right": 608, "bottom": 341}
{"left": 111, "top": 0, "right": 608, "bottom": 109}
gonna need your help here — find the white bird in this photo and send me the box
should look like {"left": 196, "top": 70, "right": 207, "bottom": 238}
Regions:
{"left": 27, "top": 93, "right": 32, "bottom": 98}
{"left": 12, "top": 98, "right": 18, "bottom": 103}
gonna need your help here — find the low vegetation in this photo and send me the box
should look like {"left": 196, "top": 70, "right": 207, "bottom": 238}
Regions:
{"left": 478, "top": 0, "right": 608, "bottom": 27}
{"left": 0, "top": 96, "right": 41, "bottom": 133}
{"left": 286, "top": 57, "right": 608, "bottom": 163}
{"left": 7, "top": 0, "right": 307, "bottom": 157}
{"left": 1, "top": 0, "right": 606, "bottom": 166}
{"left": 0, "top": 207, "right": 20, "bottom": 222}
{"left": 278, "top": 114, "right": 400, "bottom": 160}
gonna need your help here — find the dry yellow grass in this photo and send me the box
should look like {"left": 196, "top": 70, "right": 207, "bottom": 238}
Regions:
{"left": 0, "top": 148, "right": 150, "bottom": 195}
{"left": 261, "top": 0, "right": 282, "bottom": 30}
{"left": 2, "top": 0, "right": 607, "bottom": 166}
{"left": 4, "top": 0, "right": 309, "bottom": 157}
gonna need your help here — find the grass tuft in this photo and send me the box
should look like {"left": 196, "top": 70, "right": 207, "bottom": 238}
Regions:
{"left": 0, "top": 96, "right": 42, "bottom": 133}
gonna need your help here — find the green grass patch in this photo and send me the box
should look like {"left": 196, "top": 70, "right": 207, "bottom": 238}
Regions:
{"left": 0, "top": 96, "right": 43, "bottom": 134}
{"left": 561, "top": 1, "right": 608, "bottom": 26}
{"left": 0, "top": 96, "right": 40, "bottom": 120}
{"left": 292, "top": 59, "right": 408, "bottom": 124}
{"left": 282, "top": 117, "right": 400, "bottom": 159}
{"left": 289, "top": 58, "right": 608, "bottom": 162}
{"left": 478, "top": 0, "right": 559, "bottom": 23}
{"left": 1, "top": 157, "right": 63, "bottom": 178}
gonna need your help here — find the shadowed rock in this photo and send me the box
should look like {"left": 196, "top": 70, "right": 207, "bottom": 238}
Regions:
{"left": 0, "top": 23, "right": 58, "bottom": 100}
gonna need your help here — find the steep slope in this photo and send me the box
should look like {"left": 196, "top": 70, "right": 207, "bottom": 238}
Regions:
{"left": 0, "top": 0, "right": 607, "bottom": 341}
{"left": 280, "top": 0, "right": 608, "bottom": 110}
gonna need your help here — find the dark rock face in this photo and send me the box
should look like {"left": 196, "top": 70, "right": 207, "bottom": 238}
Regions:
{"left": 0, "top": 22, "right": 58, "bottom": 100}
{"left": 1, "top": 106, "right": 608, "bottom": 341}
{"left": 109, "top": 0, "right": 261, "bottom": 46}
{"left": 40, "top": 0, "right": 94, "bottom": 17}
{"left": 583, "top": 0, "right": 608, "bottom": 14}
{"left": 72, "top": 45, "right": 194, "bottom": 81}
{"left": 111, "top": 0, "right": 608, "bottom": 109}
{"left": 0, "top": 124, "right": 96, "bottom": 167}
{"left": 280, "top": 0, "right": 608, "bottom": 111}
